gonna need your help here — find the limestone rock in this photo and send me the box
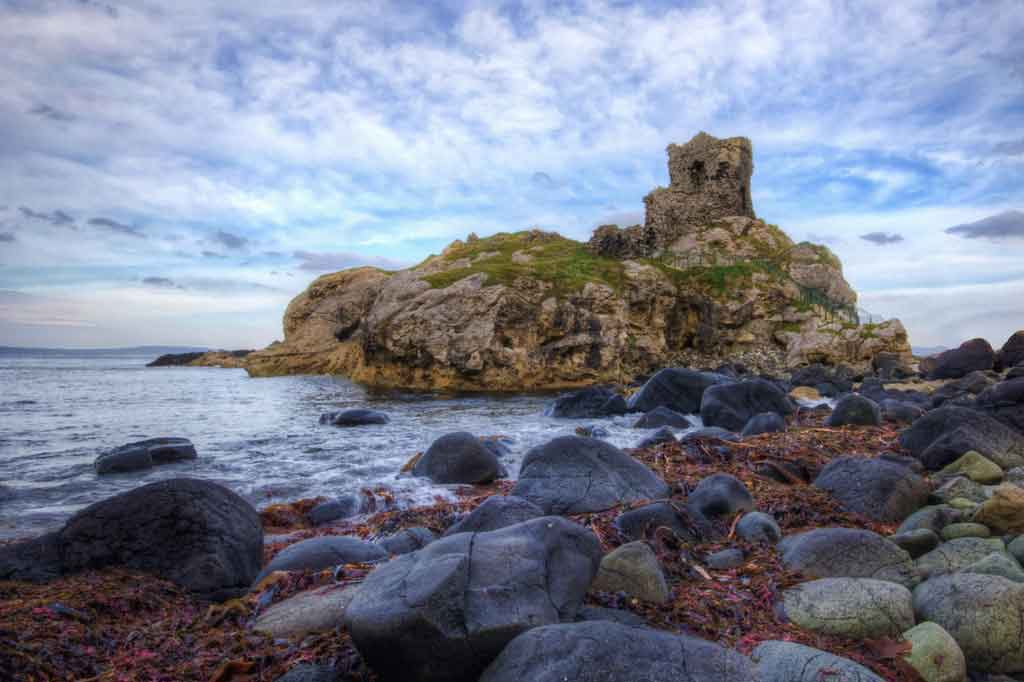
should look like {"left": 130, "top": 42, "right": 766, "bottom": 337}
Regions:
{"left": 591, "top": 541, "right": 670, "bottom": 603}
{"left": 779, "top": 577, "right": 914, "bottom": 638}
{"left": 752, "top": 640, "right": 884, "bottom": 682}
{"left": 972, "top": 484, "right": 1024, "bottom": 534}
{"left": 901, "top": 621, "right": 967, "bottom": 682}
{"left": 939, "top": 450, "right": 1004, "bottom": 484}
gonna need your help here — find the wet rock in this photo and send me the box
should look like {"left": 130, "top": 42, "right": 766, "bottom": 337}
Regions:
{"left": 679, "top": 426, "right": 741, "bottom": 443}
{"left": 939, "top": 450, "right": 1004, "bottom": 484}
{"left": 377, "top": 527, "right": 436, "bottom": 556}
{"left": 825, "top": 394, "right": 881, "bottom": 427}
{"left": 252, "top": 584, "right": 354, "bottom": 637}
{"left": 813, "top": 455, "right": 929, "bottom": 522}
{"left": 627, "top": 368, "right": 732, "bottom": 415}
{"left": 443, "top": 496, "right": 544, "bottom": 536}
{"left": 972, "top": 484, "right": 1024, "bottom": 534}
{"left": 574, "top": 425, "right": 610, "bottom": 438}
{"left": 963, "top": 552, "right": 1024, "bottom": 583}
{"left": 634, "top": 426, "right": 677, "bottom": 448}
{"left": 545, "top": 386, "right": 628, "bottom": 418}
{"left": 901, "top": 621, "right": 967, "bottom": 682}
{"left": 699, "top": 378, "right": 795, "bottom": 432}
{"left": 752, "top": 640, "right": 885, "bottom": 682}
{"left": 976, "top": 377, "right": 1024, "bottom": 435}
{"left": 318, "top": 408, "right": 389, "bottom": 426}
{"left": 740, "top": 411, "right": 786, "bottom": 437}
{"left": 927, "top": 338, "right": 996, "bottom": 379}
{"left": 308, "top": 494, "right": 364, "bottom": 525}
{"left": 512, "top": 436, "right": 669, "bottom": 514}
{"left": 779, "top": 528, "right": 917, "bottom": 587}
{"left": 575, "top": 605, "right": 646, "bottom": 627}
{"left": 915, "top": 537, "right": 1007, "bottom": 580}
{"left": 591, "top": 541, "right": 670, "bottom": 603}
{"left": 880, "top": 398, "right": 925, "bottom": 424}
{"left": 0, "top": 478, "right": 262, "bottom": 600}
{"left": 345, "top": 517, "right": 602, "bottom": 682}
{"left": 934, "top": 476, "right": 988, "bottom": 504}
{"left": 706, "top": 548, "right": 744, "bottom": 570}
{"left": 890, "top": 529, "right": 941, "bottom": 559}
{"left": 686, "top": 473, "right": 754, "bottom": 530}
{"left": 478, "top": 620, "right": 756, "bottom": 682}
{"left": 255, "top": 536, "right": 387, "bottom": 584}
{"left": 779, "top": 577, "right": 914, "bottom": 638}
{"left": 614, "top": 501, "right": 692, "bottom": 542}
{"left": 941, "top": 522, "right": 991, "bottom": 540}
{"left": 633, "top": 406, "right": 693, "bottom": 429}
{"left": 735, "top": 511, "right": 782, "bottom": 545}
{"left": 913, "top": 573, "right": 1024, "bottom": 673}
{"left": 411, "top": 431, "right": 502, "bottom": 484}
{"left": 94, "top": 437, "right": 197, "bottom": 474}
{"left": 900, "top": 405, "right": 1024, "bottom": 471}
{"left": 897, "top": 505, "right": 963, "bottom": 535}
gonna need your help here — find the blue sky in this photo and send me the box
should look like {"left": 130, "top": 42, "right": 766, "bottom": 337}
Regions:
{"left": 0, "top": 0, "right": 1022, "bottom": 349}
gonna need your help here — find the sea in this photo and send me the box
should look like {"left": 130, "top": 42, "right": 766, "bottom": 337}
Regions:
{"left": 0, "top": 347, "right": 706, "bottom": 541}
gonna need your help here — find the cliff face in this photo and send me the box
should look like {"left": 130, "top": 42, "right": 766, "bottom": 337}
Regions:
{"left": 247, "top": 132, "right": 911, "bottom": 389}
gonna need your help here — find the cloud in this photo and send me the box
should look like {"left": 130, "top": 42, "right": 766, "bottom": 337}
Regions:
{"left": 18, "top": 207, "right": 75, "bottom": 226}
{"left": 88, "top": 217, "right": 145, "bottom": 238}
{"left": 994, "top": 140, "right": 1024, "bottom": 156}
{"left": 945, "top": 211, "right": 1024, "bottom": 240}
{"left": 141, "top": 276, "right": 182, "bottom": 289}
{"left": 860, "top": 231, "right": 905, "bottom": 245}
{"left": 0, "top": 233, "right": 14, "bottom": 243}
{"left": 293, "top": 250, "right": 408, "bottom": 272}
{"left": 201, "top": 250, "right": 227, "bottom": 259}
{"left": 212, "top": 229, "right": 248, "bottom": 250}
{"left": 28, "top": 103, "right": 74, "bottom": 122}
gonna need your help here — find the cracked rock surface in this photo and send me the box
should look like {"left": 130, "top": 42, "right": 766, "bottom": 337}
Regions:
{"left": 779, "top": 527, "right": 918, "bottom": 587}
{"left": 752, "top": 640, "right": 884, "bottom": 681}
{"left": 779, "top": 577, "right": 914, "bottom": 639}
{"left": 344, "top": 516, "right": 602, "bottom": 682}
{"left": 914, "top": 537, "right": 1007, "bottom": 580}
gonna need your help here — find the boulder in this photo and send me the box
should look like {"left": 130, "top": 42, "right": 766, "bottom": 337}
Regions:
{"left": 913, "top": 573, "right": 1024, "bottom": 673}
{"left": 752, "top": 640, "right": 884, "bottom": 681}
{"left": 252, "top": 584, "right": 355, "bottom": 637}
{"left": 972, "top": 484, "right": 1024, "bottom": 534}
{"left": 591, "top": 541, "right": 670, "bottom": 603}
{"left": 963, "top": 552, "right": 1024, "bottom": 583}
{"left": 941, "top": 522, "right": 991, "bottom": 540}
{"left": 411, "top": 432, "right": 502, "bottom": 484}
{"left": 779, "top": 577, "right": 914, "bottom": 638}
{"left": 996, "top": 330, "right": 1024, "bottom": 370}
{"left": 874, "top": 351, "right": 914, "bottom": 381}
{"left": 740, "top": 412, "right": 786, "bottom": 437}
{"left": 976, "top": 377, "right": 1024, "bottom": 434}
{"left": 275, "top": 664, "right": 339, "bottom": 682}
{"left": 627, "top": 368, "right": 732, "bottom": 415}
{"left": 779, "top": 528, "right": 917, "bottom": 587}
{"left": 790, "top": 364, "right": 854, "bottom": 393}
{"left": 789, "top": 386, "right": 824, "bottom": 403}
{"left": 915, "top": 537, "right": 1007, "bottom": 579}
{"left": 377, "top": 527, "right": 436, "bottom": 556}
{"left": 939, "top": 450, "right": 1004, "bottom": 484}
{"left": 825, "top": 394, "right": 881, "bottom": 427}
{"left": 318, "top": 408, "right": 389, "bottom": 426}
{"left": 308, "top": 494, "right": 364, "bottom": 525}
{"left": 633, "top": 406, "right": 693, "bottom": 429}
{"left": 897, "top": 505, "right": 963, "bottom": 536}
{"left": 880, "top": 399, "right": 925, "bottom": 424}
{"left": 933, "top": 476, "right": 987, "bottom": 504}
{"left": 94, "top": 437, "right": 197, "bottom": 474}
{"left": 345, "top": 517, "right": 602, "bottom": 682}
{"left": 575, "top": 605, "right": 646, "bottom": 627}
{"left": 679, "top": 427, "right": 741, "bottom": 443}
{"left": 735, "top": 511, "right": 782, "bottom": 545}
{"left": 699, "top": 379, "right": 795, "bottom": 432}
{"left": 545, "top": 386, "right": 628, "bottom": 418}
{"left": 901, "top": 621, "right": 967, "bottom": 682}
{"left": 634, "top": 426, "right": 677, "bottom": 449}
{"left": 686, "top": 473, "right": 754, "bottom": 531}
{"left": 479, "top": 620, "right": 756, "bottom": 682}
{"left": 443, "top": 496, "right": 544, "bottom": 537}
{"left": 899, "top": 405, "right": 1024, "bottom": 470}
{"left": 706, "top": 548, "right": 745, "bottom": 570}
{"left": 890, "top": 529, "right": 940, "bottom": 559}
{"left": 512, "top": 436, "right": 669, "bottom": 514}
{"left": 812, "top": 456, "right": 930, "bottom": 522}
{"left": 256, "top": 536, "right": 387, "bottom": 583}
{"left": 1009, "top": 535, "right": 1024, "bottom": 565}
{"left": 614, "top": 501, "right": 692, "bottom": 542}
{"left": 927, "top": 338, "right": 996, "bottom": 379}
{"left": 0, "top": 478, "right": 262, "bottom": 600}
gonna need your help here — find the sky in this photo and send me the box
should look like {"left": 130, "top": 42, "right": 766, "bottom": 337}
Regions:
{"left": 0, "top": 0, "right": 1022, "bottom": 350}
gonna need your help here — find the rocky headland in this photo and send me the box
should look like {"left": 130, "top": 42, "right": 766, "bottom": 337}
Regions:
{"left": 148, "top": 349, "right": 254, "bottom": 368}
{"left": 243, "top": 132, "right": 910, "bottom": 391}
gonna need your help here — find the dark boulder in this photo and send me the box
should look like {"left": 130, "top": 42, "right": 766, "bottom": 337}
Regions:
{"left": 443, "top": 496, "right": 544, "bottom": 536}
{"left": 377, "top": 527, "right": 436, "bottom": 556}
{"left": 614, "top": 502, "right": 692, "bottom": 542}
{"left": 976, "top": 377, "right": 1024, "bottom": 434}
{"left": 699, "top": 378, "right": 794, "bottom": 432}
{"left": 0, "top": 478, "right": 262, "bottom": 600}
{"left": 411, "top": 432, "right": 502, "bottom": 484}
{"left": 274, "top": 664, "right": 338, "bottom": 682}
{"left": 778, "top": 528, "right": 917, "bottom": 587}
{"left": 318, "top": 408, "right": 389, "bottom": 426}
{"left": 996, "top": 330, "right": 1024, "bottom": 370}
{"left": 308, "top": 494, "right": 364, "bottom": 525}
{"left": 575, "top": 606, "right": 646, "bottom": 627}
{"left": 740, "top": 412, "right": 786, "bottom": 437}
{"left": 873, "top": 351, "right": 913, "bottom": 381}
{"left": 735, "top": 511, "right": 782, "bottom": 544}
{"left": 930, "top": 370, "right": 995, "bottom": 408}
{"left": 627, "top": 368, "right": 732, "bottom": 415}
{"left": 345, "top": 517, "right": 602, "bottom": 682}
{"left": 634, "top": 426, "right": 677, "bottom": 449}
{"left": 888, "top": 528, "right": 940, "bottom": 558}
{"left": 633, "top": 406, "right": 693, "bottom": 429}
{"left": 896, "top": 504, "right": 963, "bottom": 536}
{"left": 545, "top": 386, "right": 628, "bottom": 418}
{"left": 899, "top": 405, "right": 1024, "bottom": 470}
{"left": 512, "top": 436, "right": 669, "bottom": 514}
{"left": 256, "top": 536, "right": 387, "bottom": 583}
{"left": 880, "top": 399, "right": 925, "bottom": 424}
{"left": 790, "top": 364, "right": 853, "bottom": 393}
{"left": 927, "top": 338, "right": 995, "bottom": 379}
{"left": 679, "top": 427, "right": 741, "bottom": 443}
{"left": 813, "top": 456, "right": 930, "bottom": 522}
{"left": 686, "top": 473, "right": 754, "bottom": 534}
{"left": 479, "top": 621, "right": 756, "bottom": 682}
{"left": 825, "top": 394, "right": 881, "bottom": 427}
{"left": 1007, "top": 365, "right": 1024, "bottom": 380}
{"left": 706, "top": 548, "right": 744, "bottom": 570}
{"left": 94, "top": 437, "right": 197, "bottom": 474}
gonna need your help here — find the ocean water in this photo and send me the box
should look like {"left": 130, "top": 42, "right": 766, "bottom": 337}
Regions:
{"left": 0, "top": 350, "right": 703, "bottom": 540}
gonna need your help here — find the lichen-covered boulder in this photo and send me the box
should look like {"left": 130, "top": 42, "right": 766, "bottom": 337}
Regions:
{"left": 896, "top": 505, "right": 963, "bottom": 536}
{"left": 512, "top": 436, "right": 669, "bottom": 514}
{"left": 345, "top": 517, "right": 602, "bottom": 682}
{"left": 939, "top": 450, "right": 1004, "bottom": 484}
{"left": 699, "top": 379, "right": 794, "bottom": 432}
{"left": 591, "top": 541, "right": 669, "bottom": 603}
{"left": 479, "top": 620, "right": 756, "bottom": 682}
{"left": 900, "top": 405, "right": 1024, "bottom": 470}
{"left": 913, "top": 573, "right": 1024, "bottom": 673}
{"left": 778, "top": 577, "right": 914, "bottom": 638}
{"left": 779, "top": 528, "right": 917, "bottom": 587}
{"left": 752, "top": 640, "right": 884, "bottom": 682}
{"left": 901, "top": 621, "right": 966, "bottom": 682}
{"left": 915, "top": 537, "right": 1007, "bottom": 580}
{"left": 963, "top": 552, "right": 1024, "bottom": 583}
{"left": 627, "top": 368, "right": 732, "bottom": 415}
{"left": 813, "top": 456, "right": 929, "bottom": 522}
{"left": 412, "top": 431, "right": 502, "bottom": 484}
{"left": 972, "top": 484, "right": 1024, "bottom": 534}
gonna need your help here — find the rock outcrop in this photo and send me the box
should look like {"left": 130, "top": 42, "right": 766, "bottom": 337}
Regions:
{"left": 247, "top": 132, "right": 910, "bottom": 390}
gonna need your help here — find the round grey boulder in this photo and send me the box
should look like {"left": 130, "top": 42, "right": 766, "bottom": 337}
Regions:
{"left": 614, "top": 501, "right": 692, "bottom": 542}
{"left": 634, "top": 426, "right": 677, "bottom": 449}
{"left": 686, "top": 473, "right": 754, "bottom": 531}
{"left": 633, "top": 406, "right": 693, "bottom": 429}
{"left": 779, "top": 527, "right": 918, "bottom": 587}
{"left": 512, "top": 436, "right": 669, "bottom": 514}
{"left": 812, "top": 456, "right": 930, "bottom": 522}
{"left": 752, "top": 640, "right": 884, "bottom": 682}
{"left": 889, "top": 528, "right": 940, "bottom": 559}
{"left": 700, "top": 378, "right": 794, "bottom": 432}
{"left": 376, "top": 527, "right": 436, "bottom": 556}
{"left": 706, "top": 548, "right": 744, "bottom": 570}
{"left": 779, "top": 577, "right": 914, "bottom": 638}
{"left": 591, "top": 541, "right": 670, "bottom": 603}
{"left": 479, "top": 620, "right": 756, "bottom": 682}
{"left": 545, "top": 386, "right": 628, "bottom": 418}
{"left": 308, "top": 493, "right": 364, "bottom": 525}
{"left": 897, "top": 504, "right": 963, "bottom": 536}
{"left": 962, "top": 551, "right": 1024, "bottom": 583}
{"left": 94, "top": 437, "right": 197, "bottom": 474}
{"left": 740, "top": 411, "right": 786, "bottom": 437}
{"left": 443, "top": 495, "right": 544, "bottom": 537}
{"left": 825, "top": 394, "right": 882, "bottom": 427}
{"left": 627, "top": 368, "right": 733, "bottom": 415}
{"left": 900, "top": 621, "right": 966, "bottom": 682}
{"left": 915, "top": 537, "right": 1007, "bottom": 580}
{"left": 256, "top": 535, "right": 387, "bottom": 584}
{"left": 318, "top": 408, "right": 389, "bottom": 426}
{"left": 412, "top": 431, "right": 502, "bottom": 484}
{"left": 899, "top": 405, "right": 1024, "bottom": 470}
{"left": 736, "top": 511, "right": 782, "bottom": 545}
{"left": 880, "top": 399, "right": 926, "bottom": 424}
